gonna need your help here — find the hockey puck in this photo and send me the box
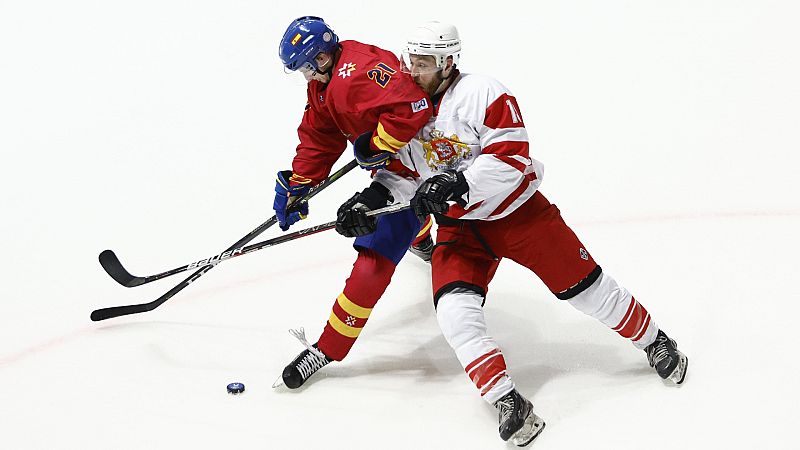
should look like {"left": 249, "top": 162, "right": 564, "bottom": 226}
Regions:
{"left": 226, "top": 382, "right": 245, "bottom": 394}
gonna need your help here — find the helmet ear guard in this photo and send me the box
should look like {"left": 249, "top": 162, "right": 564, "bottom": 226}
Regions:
{"left": 279, "top": 16, "right": 339, "bottom": 72}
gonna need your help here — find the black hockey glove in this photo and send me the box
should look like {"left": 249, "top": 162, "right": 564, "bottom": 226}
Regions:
{"left": 336, "top": 182, "right": 394, "bottom": 237}
{"left": 411, "top": 170, "right": 468, "bottom": 217}
{"left": 353, "top": 130, "right": 392, "bottom": 170}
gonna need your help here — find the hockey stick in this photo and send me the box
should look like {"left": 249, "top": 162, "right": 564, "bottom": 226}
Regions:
{"left": 99, "top": 160, "right": 359, "bottom": 288}
{"left": 90, "top": 160, "right": 359, "bottom": 322}
{"left": 104, "top": 200, "right": 409, "bottom": 285}
{"left": 91, "top": 202, "right": 409, "bottom": 322}
{"left": 175, "top": 201, "right": 408, "bottom": 267}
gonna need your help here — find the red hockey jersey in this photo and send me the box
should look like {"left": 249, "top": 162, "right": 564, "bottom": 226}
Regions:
{"left": 289, "top": 40, "right": 433, "bottom": 185}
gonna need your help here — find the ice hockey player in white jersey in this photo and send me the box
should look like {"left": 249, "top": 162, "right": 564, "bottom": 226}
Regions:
{"left": 334, "top": 22, "right": 688, "bottom": 447}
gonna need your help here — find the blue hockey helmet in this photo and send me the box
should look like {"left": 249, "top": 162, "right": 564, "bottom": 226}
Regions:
{"left": 278, "top": 16, "right": 339, "bottom": 72}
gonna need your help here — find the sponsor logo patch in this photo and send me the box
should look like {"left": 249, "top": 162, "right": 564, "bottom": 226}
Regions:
{"left": 411, "top": 97, "right": 429, "bottom": 113}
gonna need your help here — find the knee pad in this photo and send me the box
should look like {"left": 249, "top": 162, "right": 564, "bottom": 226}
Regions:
{"left": 567, "top": 271, "right": 638, "bottom": 327}
{"left": 436, "top": 288, "right": 487, "bottom": 349}
{"left": 434, "top": 282, "right": 486, "bottom": 309}
{"left": 349, "top": 249, "right": 395, "bottom": 285}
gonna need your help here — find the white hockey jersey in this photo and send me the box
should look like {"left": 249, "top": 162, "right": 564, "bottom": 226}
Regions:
{"left": 374, "top": 72, "right": 544, "bottom": 221}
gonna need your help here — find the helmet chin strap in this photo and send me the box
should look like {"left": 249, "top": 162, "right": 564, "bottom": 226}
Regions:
{"left": 312, "top": 69, "right": 332, "bottom": 83}
{"left": 316, "top": 63, "right": 333, "bottom": 78}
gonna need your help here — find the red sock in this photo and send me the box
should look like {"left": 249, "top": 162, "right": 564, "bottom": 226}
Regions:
{"left": 317, "top": 249, "right": 396, "bottom": 361}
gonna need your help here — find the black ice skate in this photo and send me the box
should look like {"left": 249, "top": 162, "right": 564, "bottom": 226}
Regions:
{"left": 408, "top": 235, "right": 434, "bottom": 262}
{"left": 645, "top": 329, "right": 688, "bottom": 385}
{"left": 494, "top": 389, "right": 545, "bottom": 447}
{"left": 272, "top": 328, "right": 331, "bottom": 389}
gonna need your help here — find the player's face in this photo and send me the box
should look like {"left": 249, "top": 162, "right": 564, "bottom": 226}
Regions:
{"left": 299, "top": 52, "right": 333, "bottom": 83}
{"left": 406, "top": 54, "right": 443, "bottom": 96}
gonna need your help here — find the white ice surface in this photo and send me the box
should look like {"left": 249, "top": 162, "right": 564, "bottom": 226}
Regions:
{"left": 2, "top": 1, "right": 799, "bottom": 449}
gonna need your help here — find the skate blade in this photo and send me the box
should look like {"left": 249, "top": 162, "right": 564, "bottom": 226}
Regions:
{"left": 666, "top": 352, "right": 688, "bottom": 385}
{"left": 271, "top": 374, "right": 285, "bottom": 389}
{"left": 510, "top": 413, "right": 545, "bottom": 447}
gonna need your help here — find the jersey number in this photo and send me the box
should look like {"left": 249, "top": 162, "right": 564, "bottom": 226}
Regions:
{"left": 506, "top": 99, "right": 522, "bottom": 124}
{"left": 367, "top": 63, "right": 396, "bottom": 88}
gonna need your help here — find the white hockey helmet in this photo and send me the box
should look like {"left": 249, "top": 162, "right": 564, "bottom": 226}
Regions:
{"left": 402, "top": 21, "right": 461, "bottom": 74}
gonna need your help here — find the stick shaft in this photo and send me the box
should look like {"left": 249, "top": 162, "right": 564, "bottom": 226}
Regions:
{"left": 91, "top": 160, "right": 360, "bottom": 321}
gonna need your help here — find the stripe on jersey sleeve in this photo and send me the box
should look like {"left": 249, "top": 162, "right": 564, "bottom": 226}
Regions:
{"left": 371, "top": 122, "right": 407, "bottom": 152}
{"left": 480, "top": 127, "right": 529, "bottom": 148}
{"left": 488, "top": 173, "right": 537, "bottom": 217}
{"left": 493, "top": 154, "right": 530, "bottom": 173}
{"left": 482, "top": 140, "right": 530, "bottom": 159}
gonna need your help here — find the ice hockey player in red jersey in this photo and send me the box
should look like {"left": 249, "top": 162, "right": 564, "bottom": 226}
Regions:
{"left": 336, "top": 22, "right": 688, "bottom": 446}
{"left": 272, "top": 17, "right": 435, "bottom": 389}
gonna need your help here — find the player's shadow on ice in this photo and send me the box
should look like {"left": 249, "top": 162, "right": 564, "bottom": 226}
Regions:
{"left": 301, "top": 290, "right": 651, "bottom": 396}
{"left": 486, "top": 299, "right": 654, "bottom": 395}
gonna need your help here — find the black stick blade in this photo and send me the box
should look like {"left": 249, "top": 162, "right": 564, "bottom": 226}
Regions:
{"left": 99, "top": 250, "right": 145, "bottom": 287}
{"left": 90, "top": 302, "right": 155, "bottom": 321}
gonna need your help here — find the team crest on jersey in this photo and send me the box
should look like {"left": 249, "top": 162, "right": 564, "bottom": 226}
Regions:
{"left": 420, "top": 130, "right": 471, "bottom": 170}
{"left": 338, "top": 62, "right": 356, "bottom": 78}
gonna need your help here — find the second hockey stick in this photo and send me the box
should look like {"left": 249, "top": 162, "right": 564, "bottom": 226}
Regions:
{"left": 90, "top": 160, "right": 358, "bottom": 321}
{"left": 99, "top": 160, "right": 358, "bottom": 288}
{"left": 90, "top": 202, "right": 410, "bottom": 322}
{"left": 91, "top": 160, "right": 358, "bottom": 321}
